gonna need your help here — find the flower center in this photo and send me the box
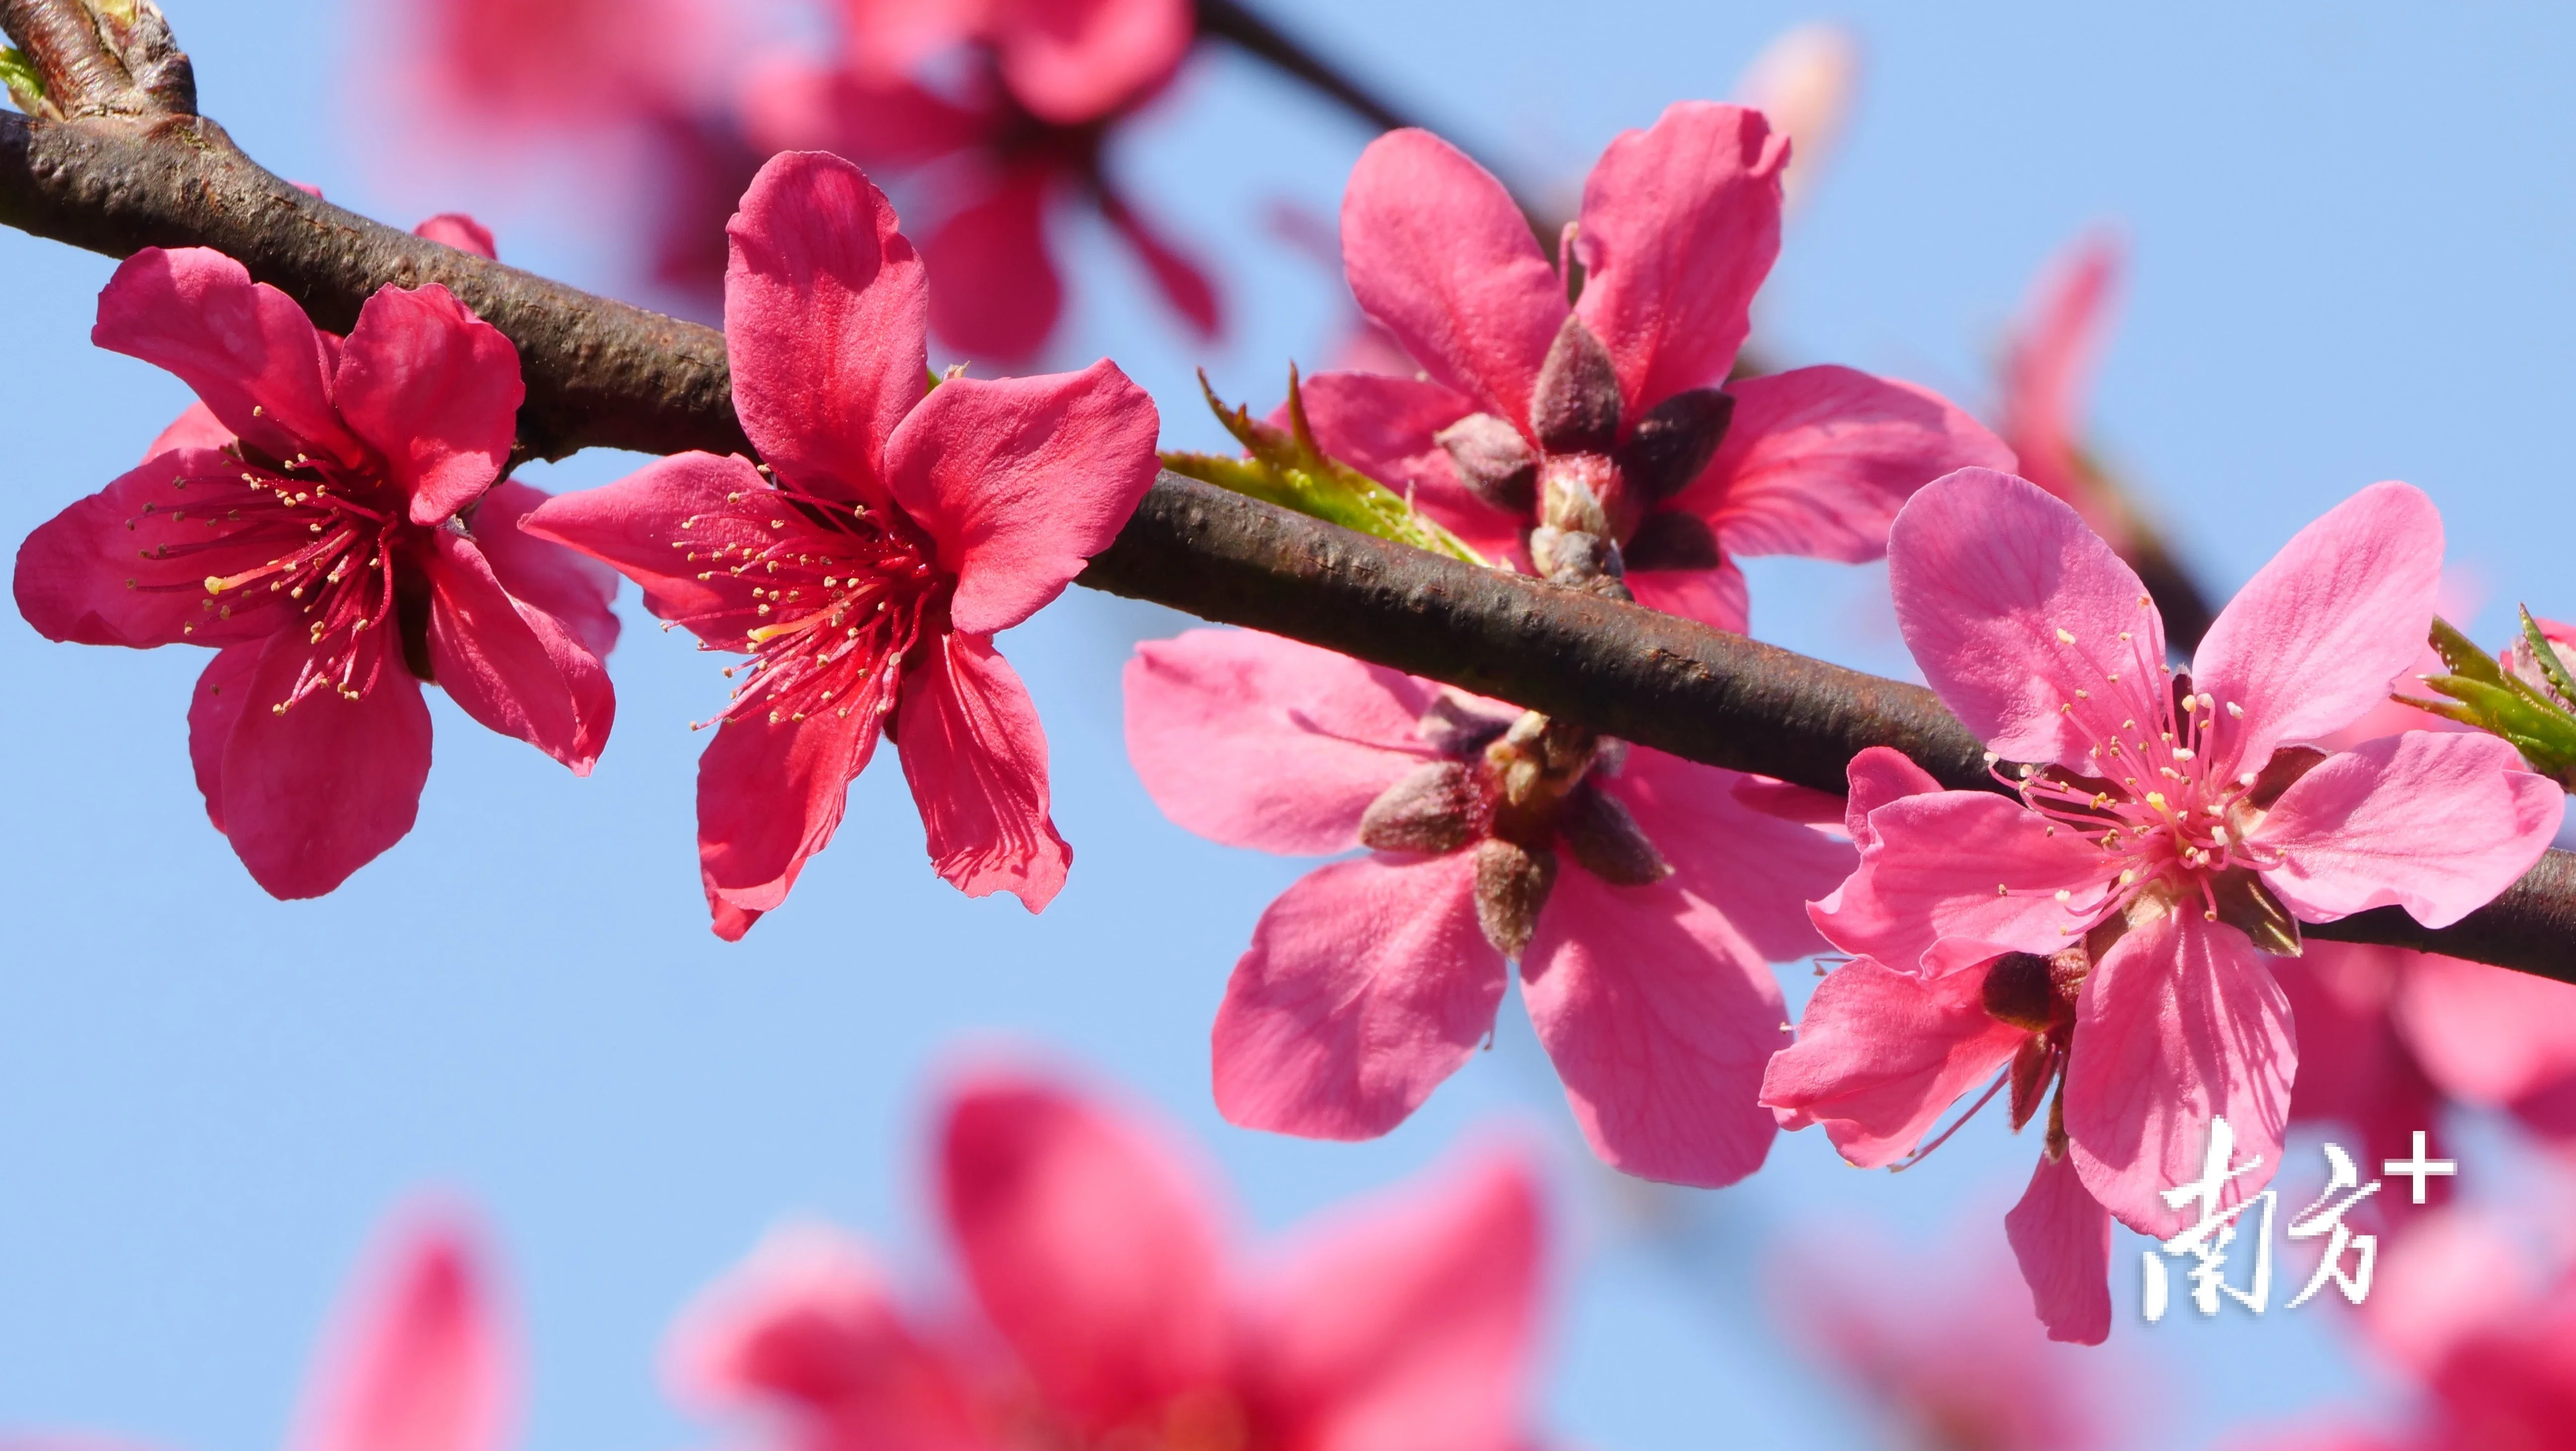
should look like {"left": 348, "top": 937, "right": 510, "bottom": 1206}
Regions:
{"left": 668, "top": 484, "right": 944, "bottom": 731}
{"left": 134, "top": 443, "right": 409, "bottom": 712}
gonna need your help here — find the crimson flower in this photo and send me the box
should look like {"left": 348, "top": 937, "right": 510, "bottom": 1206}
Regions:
{"left": 522, "top": 151, "right": 1160, "bottom": 939}
{"left": 1124, "top": 627, "right": 1852, "bottom": 1186}
{"left": 1295, "top": 102, "right": 2010, "bottom": 630}
{"left": 13, "top": 247, "right": 618, "bottom": 898}
{"left": 669, "top": 1070, "right": 1546, "bottom": 1451}
{"left": 741, "top": 0, "right": 1216, "bottom": 361}
{"left": 4, "top": 1206, "right": 513, "bottom": 1451}
{"left": 1764, "top": 469, "right": 2563, "bottom": 1341}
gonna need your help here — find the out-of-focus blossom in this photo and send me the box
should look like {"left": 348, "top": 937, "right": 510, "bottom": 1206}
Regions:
{"left": 4, "top": 1207, "right": 513, "bottom": 1451}
{"left": 13, "top": 246, "right": 618, "bottom": 898}
{"left": 670, "top": 1070, "right": 1547, "bottom": 1451}
{"left": 1780, "top": 1225, "right": 2120, "bottom": 1450}
{"left": 745, "top": 0, "right": 1216, "bottom": 361}
{"left": 524, "top": 152, "right": 1159, "bottom": 938}
{"left": 1125, "top": 626, "right": 1851, "bottom": 1186}
{"left": 1297, "top": 103, "right": 2009, "bottom": 633}
{"left": 1767, "top": 469, "right": 2563, "bottom": 1340}
{"left": 1730, "top": 22, "right": 1860, "bottom": 214}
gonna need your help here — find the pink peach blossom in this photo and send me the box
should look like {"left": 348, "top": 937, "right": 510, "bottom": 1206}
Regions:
{"left": 1292, "top": 103, "right": 2010, "bottom": 631}
{"left": 1818, "top": 470, "right": 2559, "bottom": 1231}
{"left": 13, "top": 247, "right": 617, "bottom": 898}
{"left": 1124, "top": 627, "right": 1852, "bottom": 1186}
{"left": 669, "top": 1071, "right": 1546, "bottom": 1451}
{"left": 4, "top": 1208, "right": 513, "bottom": 1451}
{"left": 1997, "top": 230, "right": 2132, "bottom": 552}
{"left": 522, "top": 151, "right": 1159, "bottom": 938}
{"left": 744, "top": 0, "right": 1214, "bottom": 361}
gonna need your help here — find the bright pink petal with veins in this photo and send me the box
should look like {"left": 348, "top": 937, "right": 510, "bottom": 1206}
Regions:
{"left": 989, "top": 0, "right": 1190, "bottom": 123}
{"left": 2397, "top": 951, "right": 2576, "bottom": 1109}
{"left": 413, "top": 214, "right": 498, "bottom": 259}
{"left": 1810, "top": 789, "right": 2109, "bottom": 974}
{"left": 471, "top": 482, "right": 620, "bottom": 662}
{"left": 516, "top": 452, "right": 762, "bottom": 644}
{"left": 940, "top": 1076, "right": 1231, "bottom": 1435}
{"left": 1255, "top": 1149, "right": 1541, "bottom": 1451}
{"left": 422, "top": 532, "right": 613, "bottom": 774}
{"left": 1572, "top": 101, "right": 1782, "bottom": 408}
{"left": 1341, "top": 130, "right": 1565, "bottom": 427}
{"left": 1625, "top": 561, "right": 1750, "bottom": 634}
{"left": 1840, "top": 745, "right": 1943, "bottom": 845}
{"left": 1760, "top": 957, "right": 2022, "bottom": 1167}
{"left": 2062, "top": 909, "right": 2295, "bottom": 1238}
{"left": 727, "top": 152, "right": 928, "bottom": 505}
{"left": 2251, "top": 731, "right": 2562, "bottom": 929}
{"left": 1212, "top": 852, "right": 1504, "bottom": 1141}
{"left": 1889, "top": 468, "right": 2167, "bottom": 773}
{"left": 1611, "top": 747, "right": 1848, "bottom": 962}
{"left": 148, "top": 401, "right": 233, "bottom": 457}
{"left": 696, "top": 705, "right": 885, "bottom": 941}
{"left": 2004, "top": 1152, "right": 2113, "bottom": 1346}
{"left": 2190, "top": 482, "right": 2444, "bottom": 776}
{"left": 924, "top": 167, "right": 1061, "bottom": 364}
{"left": 334, "top": 285, "right": 522, "bottom": 524}
{"left": 1520, "top": 872, "right": 1787, "bottom": 1187}
{"left": 220, "top": 634, "right": 433, "bottom": 898}
{"left": 895, "top": 631, "right": 1070, "bottom": 910}
{"left": 1123, "top": 629, "right": 1435, "bottom": 856}
{"left": 883, "top": 360, "right": 1160, "bottom": 637}
{"left": 14, "top": 447, "right": 288, "bottom": 648}
{"left": 1685, "top": 366, "right": 2014, "bottom": 564}
{"left": 293, "top": 1212, "right": 511, "bottom": 1451}
{"left": 665, "top": 1224, "right": 983, "bottom": 1451}
{"left": 188, "top": 643, "right": 260, "bottom": 832}
{"left": 92, "top": 247, "right": 368, "bottom": 470}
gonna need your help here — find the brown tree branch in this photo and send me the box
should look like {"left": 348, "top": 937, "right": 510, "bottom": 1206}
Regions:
{"left": 0, "top": 0, "right": 2566, "bottom": 980}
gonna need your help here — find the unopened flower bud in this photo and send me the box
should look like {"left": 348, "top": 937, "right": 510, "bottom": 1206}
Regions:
{"left": 1434, "top": 412, "right": 1539, "bottom": 513}
{"left": 1559, "top": 784, "right": 1669, "bottom": 885}
{"left": 1618, "top": 509, "right": 1721, "bottom": 572}
{"left": 1357, "top": 761, "right": 1482, "bottom": 855}
{"left": 1473, "top": 837, "right": 1557, "bottom": 958}
{"left": 1530, "top": 312, "right": 1621, "bottom": 455}
{"left": 1615, "top": 388, "right": 1734, "bottom": 502}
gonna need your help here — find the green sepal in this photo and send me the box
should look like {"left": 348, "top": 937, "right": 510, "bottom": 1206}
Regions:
{"left": 2519, "top": 606, "right": 2576, "bottom": 706}
{"left": 1164, "top": 368, "right": 1487, "bottom": 566}
{"left": 2410, "top": 616, "right": 2576, "bottom": 789}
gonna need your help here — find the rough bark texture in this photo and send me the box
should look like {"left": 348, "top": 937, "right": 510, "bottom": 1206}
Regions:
{"left": 0, "top": 0, "right": 2566, "bottom": 979}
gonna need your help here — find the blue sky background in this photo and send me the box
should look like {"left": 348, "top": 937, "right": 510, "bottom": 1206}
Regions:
{"left": 2, "top": 1, "right": 2573, "bottom": 1448}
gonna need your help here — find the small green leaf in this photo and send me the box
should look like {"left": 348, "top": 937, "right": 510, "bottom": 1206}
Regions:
{"left": 0, "top": 48, "right": 46, "bottom": 115}
{"left": 1169, "top": 368, "right": 1487, "bottom": 566}
{"left": 2427, "top": 615, "right": 2503, "bottom": 683}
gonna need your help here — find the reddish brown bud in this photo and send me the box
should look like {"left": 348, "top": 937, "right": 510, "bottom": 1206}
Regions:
{"left": 1473, "top": 837, "right": 1558, "bottom": 958}
{"left": 1357, "top": 760, "right": 1482, "bottom": 855}
{"left": 1620, "top": 509, "right": 1721, "bottom": 572}
{"left": 1530, "top": 313, "right": 1621, "bottom": 455}
{"left": 1616, "top": 387, "right": 1734, "bottom": 502}
{"left": 1434, "top": 412, "right": 1539, "bottom": 514}
{"left": 1559, "top": 783, "right": 1670, "bottom": 885}
{"left": 1981, "top": 951, "right": 2059, "bottom": 1034}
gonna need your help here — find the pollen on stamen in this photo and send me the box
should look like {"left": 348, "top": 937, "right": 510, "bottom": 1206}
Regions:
{"left": 1997, "top": 884, "right": 2010, "bottom": 896}
{"left": 2173, "top": 746, "right": 2195, "bottom": 761}
{"left": 2226, "top": 701, "right": 2244, "bottom": 717}
{"left": 2054, "top": 889, "right": 2072, "bottom": 903}
{"left": 2055, "top": 628, "right": 2077, "bottom": 644}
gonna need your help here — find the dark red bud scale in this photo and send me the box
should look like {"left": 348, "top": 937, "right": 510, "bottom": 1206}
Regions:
{"left": 1530, "top": 313, "right": 1621, "bottom": 456}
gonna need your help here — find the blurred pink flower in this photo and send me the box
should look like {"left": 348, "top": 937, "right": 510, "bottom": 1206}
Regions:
{"left": 1124, "top": 627, "right": 1852, "bottom": 1187}
{"left": 670, "top": 1071, "right": 1547, "bottom": 1451}
{"left": 2504, "top": 614, "right": 2576, "bottom": 708}
{"left": 1295, "top": 102, "right": 2010, "bottom": 632}
{"left": 523, "top": 152, "right": 1159, "bottom": 938}
{"left": 2281, "top": 943, "right": 2576, "bottom": 1194}
{"left": 1779, "top": 1223, "right": 2119, "bottom": 1450}
{"left": 745, "top": 0, "right": 1215, "bottom": 361}
{"left": 1768, "top": 469, "right": 2563, "bottom": 1341}
{"left": 1997, "top": 231, "right": 2132, "bottom": 551}
{"left": 13, "top": 245, "right": 618, "bottom": 898}
{"left": 6, "top": 1208, "right": 513, "bottom": 1451}
{"left": 1730, "top": 22, "right": 1861, "bottom": 214}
